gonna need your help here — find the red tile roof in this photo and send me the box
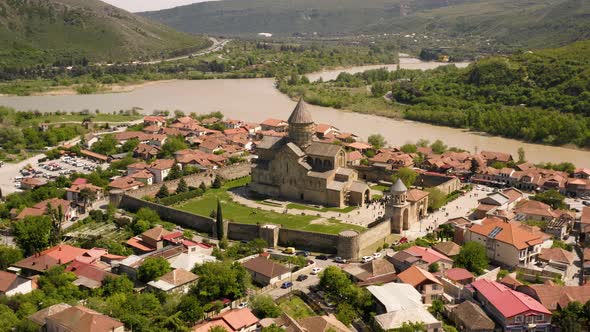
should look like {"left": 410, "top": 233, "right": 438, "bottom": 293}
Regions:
{"left": 80, "top": 149, "right": 108, "bottom": 162}
{"left": 469, "top": 217, "right": 548, "bottom": 250}
{"left": 397, "top": 265, "right": 441, "bottom": 287}
{"left": 471, "top": 279, "right": 550, "bottom": 318}
{"left": 149, "top": 159, "right": 175, "bottom": 170}
{"left": 403, "top": 245, "right": 452, "bottom": 265}
{"left": 13, "top": 244, "right": 88, "bottom": 273}
{"left": 443, "top": 268, "right": 474, "bottom": 282}
{"left": 46, "top": 305, "right": 124, "bottom": 332}
{"left": 108, "top": 176, "right": 144, "bottom": 190}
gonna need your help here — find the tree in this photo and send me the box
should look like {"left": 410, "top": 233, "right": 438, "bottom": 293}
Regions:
{"left": 552, "top": 301, "right": 586, "bottom": 332}
{"left": 212, "top": 177, "right": 222, "bottom": 189}
{"left": 531, "top": 189, "right": 567, "bottom": 209}
{"left": 394, "top": 322, "right": 426, "bottom": 332}
{"left": 428, "top": 263, "right": 440, "bottom": 273}
{"left": 78, "top": 187, "right": 97, "bottom": 211}
{"left": 159, "top": 136, "right": 188, "bottom": 158}
{"left": 454, "top": 241, "right": 489, "bottom": 275}
{"left": 392, "top": 167, "right": 418, "bottom": 187}
{"left": 133, "top": 219, "right": 151, "bottom": 235}
{"left": 426, "top": 188, "right": 446, "bottom": 211}
{"left": 251, "top": 295, "right": 281, "bottom": 318}
{"left": 336, "top": 302, "right": 357, "bottom": 326}
{"left": 156, "top": 184, "right": 170, "bottom": 198}
{"left": 177, "top": 178, "right": 188, "bottom": 193}
{"left": 400, "top": 143, "right": 417, "bottom": 153}
{"left": 437, "top": 224, "right": 454, "bottom": 241}
{"left": 429, "top": 299, "right": 444, "bottom": 317}
{"left": 209, "top": 326, "right": 229, "bottom": 332}
{"left": 48, "top": 204, "right": 64, "bottom": 246}
{"left": 0, "top": 304, "right": 20, "bottom": 331}
{"left": 0, "top": 245, "right": 23, "bottom": 270}
{"left": 91, "top": 134, "right": 118, "bottom": 155}
{"left": 216, "top": 199, "right": 225, "bottom": 240}
{"left": 368, "top": 134, "right": 387, "bottom": 150}
{"left": 430, "top": 140, "right": 447, "bottom": 154}
{"left": 177, "top": 294, "right": 204, "bottom": 324}
{"left": 199, "top": 182, "right": 207, "bottom": 192}
{"left": 517, "top": 147, "right": 526, "bottom": 163}
{"left": 167, "top": 164, "right": 183, "bottom": 180}
{"left": 261, "top": 324, "right": 284, "bottom": 332}
{"left": 192, "top": 261, "right": 250, "bottom": 302}
{"left": 138, "top": 257, "right": 172, "bottom": 283}
{"left": 102, "top": 275, "right": 134, "bottom": 296}
{"left": 135, "top": 207, "right": 161, "bottom": 225}
{"left": 12, "top": 216, "right": 52, "bottom": 255}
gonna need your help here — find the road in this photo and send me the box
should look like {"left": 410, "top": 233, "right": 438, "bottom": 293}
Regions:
{"left": 143, "top": 37, "right": 230, "bottom": 65}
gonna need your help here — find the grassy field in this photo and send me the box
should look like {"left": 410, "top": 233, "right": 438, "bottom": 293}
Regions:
{"left": 174, "top": 177, "right": 364, "bottom": 234}
{"left": 278, "top": 296, "right": 316, "bottom": 320}
{"left": 370, "top": 184, "right": 390, "bottom": 192}
{"left": 286, "top": 203, "right": 357, "bottom": 213}
{"left": 31, "top": 113, "right": 143, "bottom": 124}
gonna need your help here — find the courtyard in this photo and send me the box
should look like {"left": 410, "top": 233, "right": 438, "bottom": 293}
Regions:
{"left": 174, "top": 177, "right": 365, "bottom": 234}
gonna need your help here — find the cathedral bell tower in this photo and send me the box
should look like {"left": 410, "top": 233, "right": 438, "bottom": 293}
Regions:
{"left": 287, "top": 99, "right": 314, "bottom": 148}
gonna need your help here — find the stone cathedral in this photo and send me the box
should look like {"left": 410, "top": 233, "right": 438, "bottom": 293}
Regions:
{"left": 251, "top": 100, "right": 370, "bottom": 208}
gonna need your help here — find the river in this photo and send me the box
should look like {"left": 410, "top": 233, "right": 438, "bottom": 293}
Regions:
{"left": 0, "top": 58, "right": 588, "bottom": 167}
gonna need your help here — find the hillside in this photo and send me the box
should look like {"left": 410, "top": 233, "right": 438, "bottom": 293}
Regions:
{"left": 141, "top": 0, "right": 590, "bottom": 49}
{"left": 0, "top": 0, "right": 211, "bottom": 68}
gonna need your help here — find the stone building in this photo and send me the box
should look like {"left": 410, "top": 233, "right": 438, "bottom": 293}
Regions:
{"left": 384, "top": 179, "right": 429, "bottom": 233}
{"left": 251, "top": 100, "right": 370, "bottom": 207}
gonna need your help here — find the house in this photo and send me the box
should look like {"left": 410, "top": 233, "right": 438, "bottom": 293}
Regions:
{"left": 66, "top": 261, "right": 117, "bottom": 290}
{"left": 192, "top": 308, "right": 259, "bottom": 332}
{"left": 147, "top": 268, "right": 199, "bottom": 293}
{"left": 367, "top": 282, "right": 442, "bottom": 332}
{"left": 260, "top": 118, "right": 288, "bottom": 132}
{"left": 66, "top": 182, "right": 103, "bottom": 211}
{"left": 346, "top": 142, "right": 372, "bottom": 152}
{"left": 464, "top": 217, "right": 551, "bottom": 267}
{"left": 134, "top": 143, "right": 161, "bottom": 160}
{"left": 16, "top": 198, "right": 75, "bottom": 222}
{"left": 298, "top": 315, "right": 351, "bottom": 332}
{"left": 20, "top": 177, "right": 47, "bottom": 190}
{"left": 442, "top": 268, "right": 475, "bottom": 285}
{"left": 0, "top": 271, "right": 33, "bottom": 296}
{"left": 346, "top": 151, "right": 363, "bottom": 166}
{"left": 431, "top": 241, "right": 461, "bottom": 258}
{"left": 28, "top": 303, "right": 72, "bottom": 327}
{"left": 473, "top": 188, "right": 524, "bottom": 219}
{"left": 514, "top": 200, "right": 556, "bottom": 222}
{"left": 479, "top": 151, "right": 513, "bottom": 165}
{"left": 517, "top": 281, "right": 590, "bottom": 312}
{"left": 343, "top": 259, "right": 397, "bottom": 286}
{"left": 114, "top": 131, "right": 149, "bottom": 144}
{"left": 126, "top": 226, "right": 171, "bottom": 252}
{"left": 537, "top": 247, "right": 575, "bottom": 278}
{"left": 448, "top": 300, "right": 495, "bottom": 332}
{"left": 388, "top": 245, "right": 453, "bottom": 272}
{"left": 41, "top": 304, "right": 124, "bottom": 332}
{"left": 108, "top": 176, "right": 144, "bottom": 191}
{"left": 470, "top": 279, "right": 551, "bottom": 332}
{"left": 314, "top": 124, "right": 340, "bottom": 139}
{"left": 168, "top": 241, "right": 217, "bottom": 271}
{"left": 148, "top": 159, "right": 175, "bottom": 183}
{"left": 397, "top": 265, "right": 444, "bottom": 304}
{"left": 13, "top": 244, "right": 89, "bottom": 276}
{"left": 579, "top": 207, "right": 590, "bottom": 245}
{"left": 129, "top": 169, "right": 155, "bottom": 186}
{"left": 83, "top": 133, "right": 100, "bottom": 148}
{"left": 146, "top": 133, "right": 168, "bottom": 147}
{"left": 584, "top": 248, "right": 590, "bottom": 285}
{"left": 144, "top": 115, "right": 166, "bottom": 127}
{"left": 242, "top": 255, "right": 291, "bottom": 286}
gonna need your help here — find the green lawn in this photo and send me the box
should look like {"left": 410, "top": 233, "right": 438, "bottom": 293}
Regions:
{"left": 370, "top": 184, "right": 390, "bottom": 192}
{"left": 31, "top": 113, "right": 142, "bottom": 124}
{"left": 278, "top": 296, "right": 315, "bottom": 320}
{"left": 174, "top": 177, "right": 364, "bottom": 234}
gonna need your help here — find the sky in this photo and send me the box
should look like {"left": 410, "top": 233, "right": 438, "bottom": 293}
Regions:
{"left": 101, "top": 0, "right": 212, "bottom": 12}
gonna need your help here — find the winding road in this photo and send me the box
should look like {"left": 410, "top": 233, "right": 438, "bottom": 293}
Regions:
{"left": 143, "top": 37, "right": 230, "bottom": 65}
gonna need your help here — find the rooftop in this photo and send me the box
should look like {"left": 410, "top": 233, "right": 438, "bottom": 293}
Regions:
{"left": 471, "top": 279, "right": 550, "bottom": 318}
{"left": 288, "top": 99, "right": 313, "bottom": 124}
{"left": 242, "top": 256, "right": 290, "bottom": 278}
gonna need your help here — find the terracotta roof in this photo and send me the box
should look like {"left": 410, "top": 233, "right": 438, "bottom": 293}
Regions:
{"left": 499, "top": 274, "right": 523, "bottom": 289}
{"left": 539, "top": 248, "right": 575, "bottom": 265}
{"left": 344, "top": 259, "right": 396, "bottom": 283}
{"left": 522, "top": 283, "right": 590, "bottom": 311}
{"left": 299, "top": 314, "right": 351, "bottom": 332}
{"left": 347, "top": 150, "right": 363, "bottom": 161}
{"left": 20, "top": 177, "right": 46, "bottom": 187}
{"left": 144, "top": 116, "right": 166, "bottom": 123}
{"left": 142, "top": 226, "right": 172, "bottom": 243}
{"left": 46, "top": 305, "right": 124, "bottom": 332}
{"left": 403, "top": 245, "right": 452, "bottom": 265}
{"left": 406, "top": 189, "right": 429, "bottom": 202}
{"left": 125, "top": 237, "right": 155, "bottom": 252}
{"left": 443, "top": 268, "right": 474, "bottom": 282}
{"left": 65, "top": 261, "right": 116, "bottom": 285}
{"left": 582, "top": 207, "right": 590, "bottom": 225}
{"left": 514, "top": 200, "right": 554, "bottom": 218}
{"left": 130, "top": 169, "right": 154, "bottom": 179}
{"left": 260, "top": 118, "right": 287, "bottom": 127}
{"left": 80, "top": 149, "right": 108, "bottom": 162}
{"left": 242, "top": 256, "right": 290, "bottom": 278}
{"left": 471, "top": 279, "right": 550, "bottom": 318}
{"left": 468, "top": 217, "right": 548, "bottom": 250}
{"left": 347, "top": 142, "right": 372, "bottom": 150}
{"left": 67, "top": 182, "right": 102, "bottom": 194}
{"left": 16, "top": 207, "right": 45, "bottom": 220}
{"left": 14, "top": 244, "right": 88, "bottom": 273}
{"left": 397, "top": 265, "right": 442, "bottom": 287}
{"left": 432, "top": 241, "right": 461, "bottom": 257}
{"left": 28, "top": 303, "right": 72, "bottom": 326}
{"left": 108, "top": 176, "right": 143, "bottom": 190}
{"left": 158, "top": 268, "right": 198, "bottom": 286}
{"left": 451, "top": 300, "right": 495, "bottom": 331}
{"left": 193, "top": 308, "right": 259, "bottom": 332}
{"left": 0, "top": 271, "right": 30, "bottom": 293}
{"left": 149, "top": 159, "right": 175, "bottom": 170}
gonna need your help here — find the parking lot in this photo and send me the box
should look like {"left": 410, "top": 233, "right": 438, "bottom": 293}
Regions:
{"left": 14, "top": 156, "right": 108, "bottom": 190}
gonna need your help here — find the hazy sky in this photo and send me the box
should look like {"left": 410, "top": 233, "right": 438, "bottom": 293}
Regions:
{"left": 102, "top": 0, "right": 212, "bottom": 12}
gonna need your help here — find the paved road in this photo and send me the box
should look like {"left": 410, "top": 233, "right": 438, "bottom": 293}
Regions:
{"left": 143, "top": 37, "right": 230, "bottom": 65}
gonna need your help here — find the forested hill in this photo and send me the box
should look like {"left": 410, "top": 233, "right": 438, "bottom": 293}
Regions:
{"left": 141, "top": 0, "right": 590, "bottom": 49}
{"left": 0, "top": 0, "right": 211, "bottom": 68}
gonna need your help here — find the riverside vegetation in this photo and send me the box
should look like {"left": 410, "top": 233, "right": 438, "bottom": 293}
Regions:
{"left": 278, "top": 40, "right": 590, "bottom": 148}
{"left": 0, "top": 40, "right": 398, "bottom": 96}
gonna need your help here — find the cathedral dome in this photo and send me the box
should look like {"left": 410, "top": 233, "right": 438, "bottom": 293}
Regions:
{"left": 288, "top": 99, "right": 313, "bottom": 124}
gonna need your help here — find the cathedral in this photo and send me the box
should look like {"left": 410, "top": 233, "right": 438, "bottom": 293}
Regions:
{"left": 251, "top": 100, "right": 370, "bottom": 208}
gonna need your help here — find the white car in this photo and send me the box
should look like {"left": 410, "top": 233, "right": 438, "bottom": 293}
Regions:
{"left": 311, "top": 267, "right": 322, "bottom": 275}
{"left": 372, "top": 252, "right": 382, "bottom": 259}
{"left": 361, "top": 256, "right": 374, "bottom": 263}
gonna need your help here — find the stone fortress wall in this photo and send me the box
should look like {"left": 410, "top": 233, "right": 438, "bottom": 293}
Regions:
{"left": 112, "top": 162, "right": 402, "bottom": 259}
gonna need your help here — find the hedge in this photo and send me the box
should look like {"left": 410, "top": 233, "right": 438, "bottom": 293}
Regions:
{"left": 158, "top": 189, "right": 203, "bottom": 206}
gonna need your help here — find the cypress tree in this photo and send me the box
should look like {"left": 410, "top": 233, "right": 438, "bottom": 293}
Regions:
{"left": 216, "top": 199, "right": 224, "bottom": 240}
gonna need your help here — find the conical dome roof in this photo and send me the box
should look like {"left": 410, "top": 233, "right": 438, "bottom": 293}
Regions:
{"left": 390, "top": 178, "right": 408, "bottom": 193}
{"left": 288, "top": 99, "right": 313, "bottom": 124}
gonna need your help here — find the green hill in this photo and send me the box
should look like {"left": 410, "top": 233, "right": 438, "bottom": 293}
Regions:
{"left": 0, "top": 0, "right": 212, "bottom": 68}
{"left": 141, "top": 0, "right": 590, "bottom": 49}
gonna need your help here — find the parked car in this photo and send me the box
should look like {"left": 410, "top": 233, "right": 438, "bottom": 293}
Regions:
{"left": 583, "top": 201, "right": 590, "bottom": 207}
{"left": 237, "top": 302, "right": 249, "bottom": 308}
{"left": 296, "top": 274, "right": 308, "bottom": 282}
{"left": 372, "top": 252, "right": 382, "bottom": 259}
{"left": 311, "top": 268, "right": 322, "bottom": 275}
{"left": 333, "top": 257, "right": 347, "bottom": 264}
{"left": 283, "top": 247, "right": 296, "bottom": 254}
{"left": 281, "top": 281, "right": 293, "bottom": 289}
{"left": 361, "top": 256, "right": 374, "bottom": 263}
{"left": 316, "top": 255, "right": 328, "bottom": 260}
{"left": 297, "top": 251, "right": 310, "bottom": 257}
